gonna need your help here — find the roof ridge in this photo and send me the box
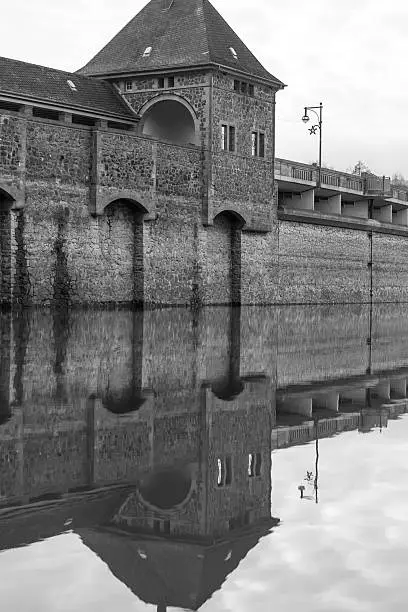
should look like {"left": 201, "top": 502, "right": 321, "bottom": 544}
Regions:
{"left": 77, "top": 0, "right": 283, "bottom": 86}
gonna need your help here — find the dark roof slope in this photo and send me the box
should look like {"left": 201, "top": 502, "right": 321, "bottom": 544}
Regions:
{"left": 0, "top": 56, "right": 136, "bottom": 120}
{"left": 78, "top": 0, "right": 283, "bottom": 87}
{"left": 79, "top": 521, "right": 278, "bottom": 610}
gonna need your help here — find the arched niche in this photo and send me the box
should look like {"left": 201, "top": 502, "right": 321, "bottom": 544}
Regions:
{"left": 0, "top": 187, "right": 15, "bottom": 211}
{"left": 139, "top": 95, "right": 198, "bottom": 146}
{"left": 138, "top": 466, "right": 194, "bottom": 512}
{"left": 0, "top": 188, "right": 15, "bottom": 307}
{"left": 99, "top": 198, "right": 147, "bottom": 305}
{"left": 101, "top": 389, "right": 146, "bottom": 415}
{"left": 209, "top": 211, "right": 245, "bottom": 305}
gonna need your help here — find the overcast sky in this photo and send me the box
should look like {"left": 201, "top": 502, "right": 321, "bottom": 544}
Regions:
{"left": 2, "top": 0, "right": 408, "bottom": 177}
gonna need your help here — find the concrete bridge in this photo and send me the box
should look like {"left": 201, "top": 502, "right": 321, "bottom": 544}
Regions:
{"left": 276, "top": 158, "right": 408, "bottom": 227}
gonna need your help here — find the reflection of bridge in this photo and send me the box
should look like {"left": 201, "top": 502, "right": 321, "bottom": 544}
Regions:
{"left": 276, "top": 158, "right": 408, "bottom": 229}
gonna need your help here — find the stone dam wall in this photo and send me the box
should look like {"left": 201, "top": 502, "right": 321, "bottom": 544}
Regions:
{"left": 1, "top": 85, "right": 408, "bottom": 306}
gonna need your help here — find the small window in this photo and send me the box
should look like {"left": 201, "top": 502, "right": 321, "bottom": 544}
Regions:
{"left": 158, "top": 77, "right": 165, "bottom": 89}
{"left": 153, "top": 519, "right": 171, "bottom": 534}
{"left": 67, "top": 79, "right": 77, "bottom": 92}
{"left": 229, "top": 47, "right": 238, "bottom": 60}
{"left": 248, "top": 453, "right": 262, "bottom": 477}
{"left": 143, "top": 46, "right": 152, "bottom": 57}
{"left": 251, "top": 131, "right": 258, "bottom": 157}
{"left": 32, "top": 107, "right": 60, "bottom": 121}
{"left": 252, "top": 131, "right": 265, "bottom": 158}
{"left": 249, "top": 84, "right": 254, "bottom": 97}
{"left": 234, "top": 80, "right": 240, "bottom": 92}
{"left": 125, "top": 80, "right": 133, "bottom": 91}
{"left": 241, "top": 81, "right": 248, "bottom": 95}
{"left": 217, "top": 456, "right": 232, "bottom": 487}
{"left": 221, "top": 124, "right": 228, "bottom": 151}
{"left": 259, "top": 133, "right": 265, "bottom": 158}
{"left": 228, "top": 126, "right": 235, "bottom": 152}
{"left": 221, "top": 124, "right": 236, "bottom": 152}
{"left": 167, "top": 76, "right": 175, "bottom": 88}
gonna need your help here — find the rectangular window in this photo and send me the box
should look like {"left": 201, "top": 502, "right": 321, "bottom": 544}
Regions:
{"left": 221, "top": 124, "right": 228, "bottom": 151}
{"left": 252, "top": 131, "right": 265, "bottom": 158}
{"left": 249, "top": 84, "right": 254, "bottom": 97}
{"left": 153, "top": 519, "right": 171, "bottom": 534}
{"left": 221, "top": 124, "right": 236, "bottom": 152}
{"left": 167, "top": 76, "right": 175, "bottom": 88}
{"left": 241, "top": 81, "right": 248, "bottom": 94}
{"left": 158, "top": 77, "right": 165, "bottom": 89}
{"left": 32, "top": 107, "right": 60, "bottom": 121}
{"left": 251, "top": 131, "right": 258, "bottom": 157}
{"left": 217, "top": 456, "right": 232, "bottom": 487}
{"left": 228, "top": 126, "right": 236, "bottom": 152}
{"left": 234, "top": 80, "right": 240, "bottom": 92}
{"left": 125, "top": 80, "right": 133, "bottom": 91}
{"left": 248, "top": 453, "right": 262, "bottom": 477}
{"left": 259, "top": 132, "right": 265, "bottom": 158}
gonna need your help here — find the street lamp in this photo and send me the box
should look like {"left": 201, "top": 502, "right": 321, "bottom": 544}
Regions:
{"left": 301, "top": 102, "right": 323, "bottom": 187}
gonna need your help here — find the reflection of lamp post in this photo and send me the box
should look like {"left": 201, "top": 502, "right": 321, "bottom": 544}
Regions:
{"left": 298, "top": 418, "right": 319, "bottom": 504}
{"left": 302, "top": 102, "right": 323, "bottom": 187}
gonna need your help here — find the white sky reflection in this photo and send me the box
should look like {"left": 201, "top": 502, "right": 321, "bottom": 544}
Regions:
{"left": 2, "top": 416, "right": 408, "bottom": 610}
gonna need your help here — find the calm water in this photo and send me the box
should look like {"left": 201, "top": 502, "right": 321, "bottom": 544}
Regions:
{"left": 1, "top": 305, "right": 408, "bottom": 611}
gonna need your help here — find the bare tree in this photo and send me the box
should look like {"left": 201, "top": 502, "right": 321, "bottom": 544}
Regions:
{"left": 347, "top": 160, "right": 372, "bottom": 176}
{"left": 392, "top": 172, "right": 408, "bottom": 187}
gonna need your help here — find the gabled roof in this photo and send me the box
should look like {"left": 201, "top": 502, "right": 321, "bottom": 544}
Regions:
{"left": 77, "top": 0, "right": 284, "bottom": 87}
{"left": 79, "top": 522, "right": 278, "bottom": 610}
{"left": 0, "top": 57, "right": 136, "bottom": 121}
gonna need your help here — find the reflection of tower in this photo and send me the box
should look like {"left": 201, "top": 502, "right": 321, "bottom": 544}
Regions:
{"left": 79, "top": 374, "right": 278, "bottom": 610}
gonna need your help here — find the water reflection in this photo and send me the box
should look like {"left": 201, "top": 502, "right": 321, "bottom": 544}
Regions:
{"left": 1, "top": 305, "right": 408, "bottom": 610}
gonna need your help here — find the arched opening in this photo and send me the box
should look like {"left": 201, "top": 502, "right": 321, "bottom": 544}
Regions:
{"left": 139, "top": 467, "right": 192, "bottom": 510}
{"left": 0, "top": 189, "right": 14, "bottom": 307}
{"left": 208, "top": 212, "right": 243, "bottom": 305}
{"left": 211, "top": 307, "right": 244, "bottom": 401}
{"left": 140, "top": 99, "right": 197, "bottom": 146}
{"left": 100, "top": 200, "right": 145, "bottom": 305}
{"left": 102, "top": 389, "right": 146, "bottom": 415}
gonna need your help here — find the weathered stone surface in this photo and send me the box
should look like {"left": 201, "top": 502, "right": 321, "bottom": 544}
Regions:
{"left": 2, "top": 68, "right": 408, "bottom": 307}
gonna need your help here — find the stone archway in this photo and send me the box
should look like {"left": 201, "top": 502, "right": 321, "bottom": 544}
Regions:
{"left": 208, "top": 211, "right": 244, "bottom": 305}
{"left": 0, "top": 188, "right": 14, "bottom": 307}
{"left": 99, "top": 198, "right": 146, "bottom": 305}
{"left": 139, "top": 95, "right": 199, "bottom": 146}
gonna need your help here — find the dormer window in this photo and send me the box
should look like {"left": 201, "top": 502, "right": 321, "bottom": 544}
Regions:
{"left": 229, "top": 47, "right": 238, "bottom": 60}
{"left": 143, "top": 46, "right": 152, "bottom": 57}
{"left": 67, "top": 80, "right": 77, "bottom": 92}
{"left": 125, "top": 80, "right": 133, "bottom": 91}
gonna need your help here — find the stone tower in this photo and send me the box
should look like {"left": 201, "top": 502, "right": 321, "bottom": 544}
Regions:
{"left": 79, "top": 0, "right": 284, "bottom": 305}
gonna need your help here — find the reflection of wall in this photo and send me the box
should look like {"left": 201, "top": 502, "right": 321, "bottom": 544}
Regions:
{"left": 3, "top": 305, "right": 408, "bottom": 506}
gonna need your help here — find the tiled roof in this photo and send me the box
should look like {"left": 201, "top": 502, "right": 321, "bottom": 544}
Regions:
{"left": 78, "top": 0, "right": 284, "bottom": 87}
{"left": 0, "top": 56, "right": 136, "bottom": 120}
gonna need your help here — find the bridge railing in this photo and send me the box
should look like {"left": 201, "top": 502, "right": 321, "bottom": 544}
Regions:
{"left": 364, "top": 174, "right": 391, "bottom": 195}
{"left": 391, "top": 188, "right": 408, "bottom": 202}
{"left": 276, "top": 158, "right": 316, "bottom": 182}
{"left": 276, "top": 158, "right": 408, "bottom": 203}
{"left": 276, "top": 158, "right": 366, "bottom": 192}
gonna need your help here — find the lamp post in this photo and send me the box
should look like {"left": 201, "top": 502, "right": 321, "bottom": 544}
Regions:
{"left": 302, "top": 102, "right": 323, "bottom": 187}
